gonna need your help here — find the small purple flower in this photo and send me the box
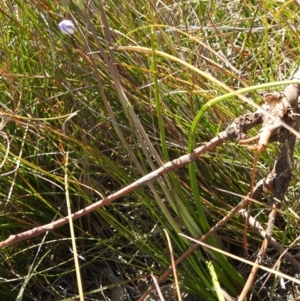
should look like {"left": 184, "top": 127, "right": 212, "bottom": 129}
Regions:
{"left": 58, "top": 20, "right": 75, "bottom": 35}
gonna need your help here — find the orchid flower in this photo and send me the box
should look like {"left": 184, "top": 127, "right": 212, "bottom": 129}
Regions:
{"left": 58, "top": 20, "right": 75, "bottom": 35}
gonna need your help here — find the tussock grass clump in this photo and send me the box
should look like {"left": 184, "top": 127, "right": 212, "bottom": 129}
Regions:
{"left": 0, "top": 0, "right": 299, "bottom": 300}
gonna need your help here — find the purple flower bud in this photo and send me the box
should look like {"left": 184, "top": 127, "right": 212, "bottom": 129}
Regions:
{"left": 58, "top": 20, "right": 75, "bottom": 35}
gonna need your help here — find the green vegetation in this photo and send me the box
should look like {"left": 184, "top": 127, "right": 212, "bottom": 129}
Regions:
{"left": 0, "top": 0, "right": 299, "bottom": 300}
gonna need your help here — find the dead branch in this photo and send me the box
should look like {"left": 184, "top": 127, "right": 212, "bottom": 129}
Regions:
{"left": 237, "top": 73, "right": 300, "bottom": 300}
{"left": 0, "top": 134, "right": 227, "bottom": 249}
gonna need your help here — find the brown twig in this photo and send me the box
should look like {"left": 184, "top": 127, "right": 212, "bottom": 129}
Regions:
{"left": 0, "top": 134, "right": 227, "bottom": 250}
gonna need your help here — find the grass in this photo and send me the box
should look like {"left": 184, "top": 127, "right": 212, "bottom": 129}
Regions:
{"left": 0, "top": 0, "right": 300, "bottom": 300}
